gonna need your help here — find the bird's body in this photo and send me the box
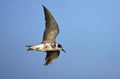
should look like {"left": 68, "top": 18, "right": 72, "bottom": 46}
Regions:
{"left": 27, "top": 5, "right": 65, "bottom": 65}
{"left": 27, "top": 43, "right": 63, "bottom": 52}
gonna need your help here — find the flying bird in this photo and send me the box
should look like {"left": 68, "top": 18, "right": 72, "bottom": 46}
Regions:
{"left": 27, "top": 5, "right": 65, "bottom": 66}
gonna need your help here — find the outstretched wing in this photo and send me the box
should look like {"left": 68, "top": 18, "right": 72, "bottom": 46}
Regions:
{"left": 44, "top": 51, "right": 60, "bottom": 65}
{"left": 42, "top": 5, "right": 59, "bottom": 43}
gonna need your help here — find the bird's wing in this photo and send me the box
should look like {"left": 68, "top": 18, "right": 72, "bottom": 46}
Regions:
{"left": 44, "top": 51, "right": 60, "bottom": 65}
{"left": 42, "top": 5, "right": 59, "bottom": 43}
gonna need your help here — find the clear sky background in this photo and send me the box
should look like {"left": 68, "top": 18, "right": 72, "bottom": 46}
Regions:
{"left": 0, "top": 0, "right": 120, "bottom": 79}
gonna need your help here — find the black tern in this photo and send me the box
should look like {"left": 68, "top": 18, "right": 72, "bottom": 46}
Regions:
{"left": 27, "top": 5, "right": 65, "bottom": 66}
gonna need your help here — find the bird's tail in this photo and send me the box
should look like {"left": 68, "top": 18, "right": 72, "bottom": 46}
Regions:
{"left": 26, "top": 45, "right": 35, "bottom": 51}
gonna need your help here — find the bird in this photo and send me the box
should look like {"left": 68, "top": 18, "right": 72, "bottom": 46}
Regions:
{"left": 26, "top": 5, "right": 65, "bottom": 66}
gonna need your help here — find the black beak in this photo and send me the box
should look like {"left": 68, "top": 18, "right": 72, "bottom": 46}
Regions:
{"left": 62, "top": 49, "right": 66, "bottom": 53}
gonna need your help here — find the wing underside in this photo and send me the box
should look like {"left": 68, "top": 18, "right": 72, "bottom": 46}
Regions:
{"left": 42, "top": 5, "right": 59, "bottom": 43}
{"left": 44, "top": 51, "right": 60, "bottom": 65}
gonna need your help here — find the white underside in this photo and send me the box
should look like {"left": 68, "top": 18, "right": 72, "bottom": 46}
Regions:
{"left": 30, "top": 43, "right": 60, "bottom": 52}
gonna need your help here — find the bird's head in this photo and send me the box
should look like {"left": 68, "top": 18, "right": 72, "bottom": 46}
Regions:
{"left": 57, "top": 44, "right": 66, "bottom": 53}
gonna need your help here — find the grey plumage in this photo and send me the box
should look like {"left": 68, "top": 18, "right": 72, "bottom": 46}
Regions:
{"left": 42, "top": 5, "right": 61, "bottom": 65}
{"left": 26, "top": 5, "right": 65, "bottom": 66}
{"left": 42, "top": 5, "right": 59, "bottom": 43}
{"left": 44, "top": 51, "right": 60, "bottom": 65}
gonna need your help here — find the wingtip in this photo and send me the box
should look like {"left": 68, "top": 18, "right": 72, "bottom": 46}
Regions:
{"left": 43, "top": 63, "right": 48, "bottom": 66}
{"left": 42, "top": 5, "right": 44, "bottom": 7}
{"left": 42, "top": 5, "right": 46, "bottom": 9}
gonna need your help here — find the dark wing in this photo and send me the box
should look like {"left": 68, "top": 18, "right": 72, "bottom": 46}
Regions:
{"left": 42, "top": 5, "right": 59, "bottom": 43}
{"left": 43, "top": 51, "right": 60, "bottom": 65}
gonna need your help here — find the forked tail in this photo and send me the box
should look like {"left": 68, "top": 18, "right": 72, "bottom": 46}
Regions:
{"left": 26, "top": 45, "right": 35, "bottom": 51}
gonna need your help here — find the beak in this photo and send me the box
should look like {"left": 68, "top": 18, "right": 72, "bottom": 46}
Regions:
{"left": 62, "top": 49, "right": 66, "bottom": 53}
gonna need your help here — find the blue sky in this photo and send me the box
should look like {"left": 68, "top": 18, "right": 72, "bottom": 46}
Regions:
{"left": 0, "top": 0, "right": 120, "bottom": 79}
